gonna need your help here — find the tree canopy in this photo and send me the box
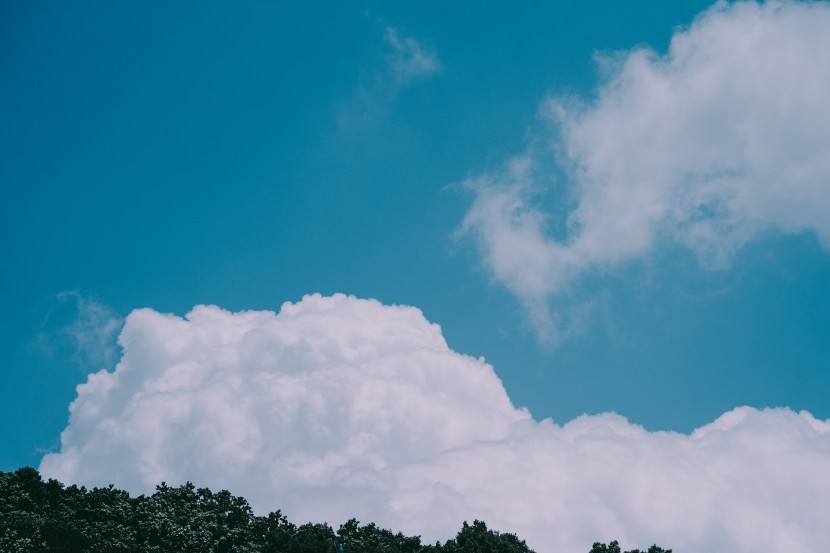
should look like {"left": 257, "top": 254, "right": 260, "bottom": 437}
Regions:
{"left": 1, "top": 468, "right": 671, "bottom": 553}
{"left": 589, "top": 540, "right": 672, "bottom": 553}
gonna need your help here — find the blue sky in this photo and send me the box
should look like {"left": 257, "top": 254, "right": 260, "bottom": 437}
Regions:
{"left": 2, "top": 3, "right": 830, "bottom": 547}
{"left": 3, "top": 0, "right": 829, "bottom": 466}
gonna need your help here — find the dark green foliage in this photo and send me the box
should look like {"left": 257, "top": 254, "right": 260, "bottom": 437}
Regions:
{"left": 337, "top": 518, "right": 423, "bottom": 553}
{"left": 0, "top": 466, "right": 137, "bottom": 553}
{"left": 440, "top": 520, "right": 532, "bottom": 553}
{"left": 132, "top": 482, "right": 260, "bottom": 552}
{"left": 253, "top": 510, "right": 297, "bottom": 552}
{"left": 1, "top": 468, "right": 672, "bottom": 553}
{"left": 292, "top": 522, "right": 337, "bottom": 553}
{"left": 589, "top": 540, "right": 672, "bottom": 553}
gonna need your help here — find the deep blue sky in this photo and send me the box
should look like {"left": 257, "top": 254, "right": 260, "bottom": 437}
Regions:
{"left": 2, "top": 0, "right": 828, "bottom": 472}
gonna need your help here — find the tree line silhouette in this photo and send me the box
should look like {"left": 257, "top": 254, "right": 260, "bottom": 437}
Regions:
{"left": 1, "top": 467, "right": 670, "bottom": 553}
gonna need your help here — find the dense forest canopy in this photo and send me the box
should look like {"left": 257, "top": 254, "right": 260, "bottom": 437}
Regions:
{"left": 1, "top": 468, "right": 670, "bottom": 553}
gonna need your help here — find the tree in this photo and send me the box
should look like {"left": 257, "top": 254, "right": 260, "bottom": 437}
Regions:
{"left": 253, "top": 509, "right": 297, "bottom": 553}
{"left": 336, "top": 518, "right": 423, "bottom": 553}
{"left": 1, "top": 469, "right": 672, "bottom": 553}
{"left": 440, "top": 520, "right": 534, "bottom": 553}
{"left": 291, "top": 522, "right": 337, "bottom": 553}
{"left": 589, "top": 540, "right": 672, "bottom": 553}
{"left": 133, "top": 481, "right": 261, "bottom": 552}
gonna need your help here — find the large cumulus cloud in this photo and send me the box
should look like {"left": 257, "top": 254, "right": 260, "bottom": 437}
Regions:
{"left": 459, "top": 0, "right": 830, "bottom": 343}
{"left": 40, "top": 294, "right": 527, "bottom": 522}
{"left": 41, "top": 294, "right": 830, "bottom": 553}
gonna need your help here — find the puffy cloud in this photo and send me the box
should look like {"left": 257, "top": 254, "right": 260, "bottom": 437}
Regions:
{"left": 40, "top": 294, "right": 527, "bottom": 522}
{"left": 459, "top": 0, "right": 830, "bottom": 343}
{"left": 41, "top": 294, "right": 830, "bottom": 553}
{"left": 393, "top": 407, "right": 830, "bottom": 553}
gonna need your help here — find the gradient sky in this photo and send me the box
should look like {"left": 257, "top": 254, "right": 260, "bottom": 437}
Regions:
{"left": 2, "top": 0, "right": 828, "bottom": 481}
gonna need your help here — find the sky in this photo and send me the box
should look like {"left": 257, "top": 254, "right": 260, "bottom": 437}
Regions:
{"left": 2, "top": 1, "right": 830, "bottom": 552}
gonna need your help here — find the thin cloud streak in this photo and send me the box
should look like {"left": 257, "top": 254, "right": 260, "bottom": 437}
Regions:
{"left": 384, "top": 27, "right": 443, "bottom": 86}
{"left": 32, "top": 291, "right": 122, "bottom": 372}
{"left": 340, "top": 26, "right": 442, "bottom": 127}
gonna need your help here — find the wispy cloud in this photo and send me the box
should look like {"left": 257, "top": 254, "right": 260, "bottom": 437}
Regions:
{"left": 41, "top": 294, "right": 830, "bottom": 553}
{"left": 458, "top": 0, "right": 830, "bottom": 344}
{"left": 341, "top": 26, "right": 442, "bottom": 126}
{"left": 384, "top": 27, "right": 443, "bottom": 86}
{"left": 33, "top": 290, "right": 122, "bottom": 372}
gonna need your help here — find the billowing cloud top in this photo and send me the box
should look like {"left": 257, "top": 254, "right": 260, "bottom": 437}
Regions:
{"left": 41, "top": 294, "right": 830, "bottom": 553}
{"left": 459, "top": 0, "right": 830, "bottom": 343}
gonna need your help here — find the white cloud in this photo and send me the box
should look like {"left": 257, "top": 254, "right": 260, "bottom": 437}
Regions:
{"left": 459, "top": 0, "right": 830, "bottom": 343}
{"left": 41, "top": 294, "right": 830, "bottom": 553}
